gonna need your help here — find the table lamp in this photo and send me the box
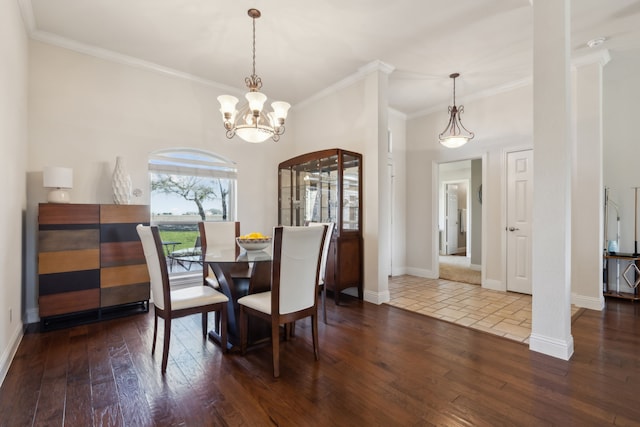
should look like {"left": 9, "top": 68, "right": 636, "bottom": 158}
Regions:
{"left": 43, "top": 166, "right": 73, "bottom": 203}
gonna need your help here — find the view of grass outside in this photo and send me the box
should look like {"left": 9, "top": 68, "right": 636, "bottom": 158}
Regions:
{"left": 155, "top": 223, "right": 203, "bottom": 273}
{"left": 157, "top": 228, "right": 199, "bottom": 253}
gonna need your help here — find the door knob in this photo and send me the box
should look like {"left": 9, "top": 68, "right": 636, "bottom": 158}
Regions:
{"left": 508, "top": 227, "right": 520, "bottom": 232}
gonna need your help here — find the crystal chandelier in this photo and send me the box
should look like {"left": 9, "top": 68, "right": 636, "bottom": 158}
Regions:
{"left": 438, "top": 73, "right": 474, "bottom": 148}
{"left": 217, "top": 9, "right": 291, "bottom": 143}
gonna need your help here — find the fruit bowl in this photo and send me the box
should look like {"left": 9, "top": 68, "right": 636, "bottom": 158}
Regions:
{"left": 236, "top": 236, "right": 271, "bottom": 252}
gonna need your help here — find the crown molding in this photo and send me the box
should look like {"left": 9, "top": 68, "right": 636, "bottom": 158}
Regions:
{"left": 30, "top": 30, "right": 242, "bottom": 95}
{"left": 18, "top": 0, "right": 243, "bottom": 96}
{"left": 358, "top": 59, "right": 395, "bottom": 76}
{"left": 389, "top": 107, "right": 407, "bottom": 120}
{"left": 572, "top": 49, "right": 611, "bottom": 68}
{"left": 408, "top": 77, "right": 533, "bottom": 119}
{"left": 17, "top": 0, "right": 35, "bottom": 33}
{"left": 296, "top": 60, "right": 396, "bottom": 110}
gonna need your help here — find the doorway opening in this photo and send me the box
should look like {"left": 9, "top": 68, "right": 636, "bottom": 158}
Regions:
{"left": 436, "top": 159, "right": 483, "bottom": 285}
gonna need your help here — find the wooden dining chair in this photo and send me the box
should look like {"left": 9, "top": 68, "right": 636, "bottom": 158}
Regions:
{"left": 308, "top": 222, "right": 335, "bottom": 323}
{"left": 238, "top": 225, "right": 326, "bottom": 377}
{"left": 137, "top": 225, "right": 229, "bottom": 373}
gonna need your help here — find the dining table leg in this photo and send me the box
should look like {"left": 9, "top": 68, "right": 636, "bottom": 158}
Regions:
{"left": 207, "top": 261, "right": 271, "bottom": 350}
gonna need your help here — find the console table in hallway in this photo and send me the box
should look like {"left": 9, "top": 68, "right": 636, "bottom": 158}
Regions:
{"left": 603, "top": 252, "right": 640, "bottom": 301}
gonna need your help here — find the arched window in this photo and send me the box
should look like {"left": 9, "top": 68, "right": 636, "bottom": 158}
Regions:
{"left": 148, "top": 148, "right": 237, "bottom": 277}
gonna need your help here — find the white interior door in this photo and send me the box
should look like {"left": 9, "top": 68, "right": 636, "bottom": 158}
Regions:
{"left": 506, "top": 150, "right": 533, "bottom": 294}
{"left": 446, "top": 184, "right": 459, "bottom": 255}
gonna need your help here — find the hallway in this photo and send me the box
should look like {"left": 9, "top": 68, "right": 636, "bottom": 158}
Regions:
{"left": 438, "top": 254, "right": 481, "bottom": 285}
{"left": 387, "top": 275, "right": 581, "bottom": 343}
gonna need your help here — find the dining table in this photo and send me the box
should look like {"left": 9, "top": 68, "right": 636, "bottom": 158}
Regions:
{"left": 204, "top": 248, "right": 273, "bottom": 349}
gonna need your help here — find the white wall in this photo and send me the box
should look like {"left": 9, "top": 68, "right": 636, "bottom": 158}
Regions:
{"left": 0, "top": 0, "right": 29, "bottom": 385}
{"left": 25, "top": 41, "right": 293, "bottom": 321}
{"left": 389, "top": 110, "right": 407, "bottom": 277}
{"left": 470, "top": 158, "right": 482, "bottom": 267}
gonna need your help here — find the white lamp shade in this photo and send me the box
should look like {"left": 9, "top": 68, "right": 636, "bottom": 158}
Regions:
{"left": 271, "top": 101, "right": 291, "bottom": 120}
{"left": 439, "top": 136, "right": 470, "bottom": 149}
{"left": 217, "top": 95, "right": 239, "bottom": 114}
{"left": 245, "top": 91, "right": 267, "bottom": 112}
{"left": 43, "top": 167, "right": 73, "bottom": 189}
{"left": 236, "top": 127, "right": 273, "bottom": 143}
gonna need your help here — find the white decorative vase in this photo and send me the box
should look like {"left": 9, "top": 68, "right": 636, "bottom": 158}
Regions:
{"left": 112, "top": 156, "right": 132, "bottom": 205}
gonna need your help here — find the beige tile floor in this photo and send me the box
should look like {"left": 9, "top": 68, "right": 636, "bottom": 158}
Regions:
{"left": 386, "top": 274, "right": 581, "bottom": 344}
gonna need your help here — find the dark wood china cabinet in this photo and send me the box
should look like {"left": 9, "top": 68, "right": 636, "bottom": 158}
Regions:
{"left": 278, "top": 149, "right": 362, "bottom": 303}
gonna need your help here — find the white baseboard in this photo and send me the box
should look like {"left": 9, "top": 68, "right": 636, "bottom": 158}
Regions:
{"left": 391, "top": 266, "right": 407, "bottom": 276}
{"left": 529, "top": 333, "right": 574, "bottom": 360}
{"left": 571, "top": 293, "right": 605, "bottom": 311}
{"left": 470, "top": 263, "right": 481, "bottom": 271}
{"left": 0, "top": 322, "right": 24, "bottom": 387}
{"left": 483, "top": 279, "right": 505, "bottom": 292}
{"left": 364, "top": 289, "right": 390, "bottom": 305}
{"left": 404, "top": 267, "right": 437, "bottom": 279}
{"left": 26, "top": 308, "right": 39, "bottom": 324}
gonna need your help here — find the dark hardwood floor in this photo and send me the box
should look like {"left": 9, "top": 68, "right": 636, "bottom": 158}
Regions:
{"left": 1, "top": 295, "right": 640, "bottom": 426}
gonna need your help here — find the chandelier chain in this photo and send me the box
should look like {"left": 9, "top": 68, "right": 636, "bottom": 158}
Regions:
{"left": 252, "top": 15, "right": 256, "bottom": 78}
{"left": 452, "top": 76, "right": 456, "bottom": 105}
{"left": 245, "top": 11, "right": 262, "bottom": 91}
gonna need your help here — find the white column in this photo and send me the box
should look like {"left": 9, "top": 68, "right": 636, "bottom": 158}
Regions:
{"left": 571, "top": 51, "right": 611, "bottom": 310}
{"left": 530, "top": 0, "right": 574, "bottom": 359}
{"left": 360, "top": 61, "right": 394, "bottom": 304}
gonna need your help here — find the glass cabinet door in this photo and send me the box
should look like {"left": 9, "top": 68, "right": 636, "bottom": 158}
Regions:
{"left": 279, "top": 167, "right": 293, "bottom": 226}
{"left": 314, "top": 155, "right": 338, "bottom": 224}
{"left": 278, "top": 149, "right": 361, "bottom": 231}
{"left": 341, "top": 152, "right": 360, "bottom": 231}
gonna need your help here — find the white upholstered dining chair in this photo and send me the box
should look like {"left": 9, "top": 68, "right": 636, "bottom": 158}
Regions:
{"left": 137, "top": 225, "right": 228, "bottom": 373}
{"left": 238, "top": 225, "right": 326, "bottom": 377}
{"left": 308, "top": 222, "right": 335, "bottom": 323}
{"left": 198, "top": 221, "right": 241, "bottom": 289}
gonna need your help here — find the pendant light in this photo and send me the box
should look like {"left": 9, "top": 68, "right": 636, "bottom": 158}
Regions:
{"left": 438, "top": 73, "right": 474, "bottom": 148}
{"left": 217, "top": 9, "right": 290, "bottom": 143}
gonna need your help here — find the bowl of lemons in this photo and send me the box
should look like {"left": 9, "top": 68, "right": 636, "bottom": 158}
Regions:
{"left": 236, "top": 232, "right": 272, "bottom": 251}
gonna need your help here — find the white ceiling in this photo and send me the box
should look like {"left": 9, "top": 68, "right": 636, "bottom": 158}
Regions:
{"left": 22, "top": 0, "right": 640, "bottom": 116}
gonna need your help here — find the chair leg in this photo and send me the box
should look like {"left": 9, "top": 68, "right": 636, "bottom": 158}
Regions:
{"left": 288, "top": 322, "right": 296, "bottom": 338}
{"left": 152, "top": 311, "right": 159, "bottom": 355}
{"left": 312, "top": 313, "right": 319, "bottom": 361}
{"left": 321, "top": 285, "right": 327, "bottom": 324}
{"left": 219, "top": 304, "right": 228, "bottom": 353}
{"left": 239, "top": 306, "right": 248, "bottom": 355}
{"left": 214, "top": 311, "right": 220, "bottom": 334}
{"left": 161, "top": 317, "right": 171, "bottom": 373}
{"left": 201, "top": 312, "right": 207, "bottom": 338}
{"left": 272, "top": 321, "right": 280, "bottom": 378}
